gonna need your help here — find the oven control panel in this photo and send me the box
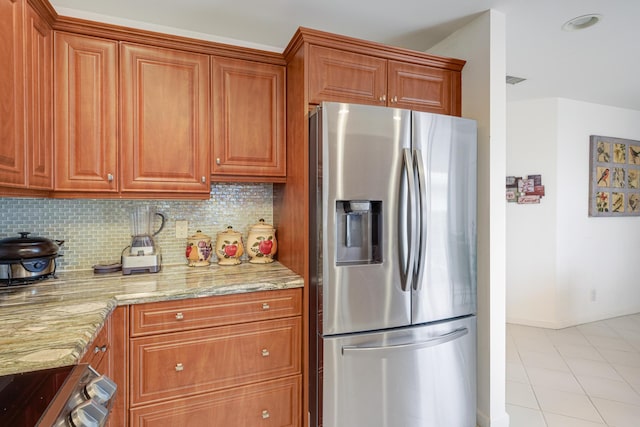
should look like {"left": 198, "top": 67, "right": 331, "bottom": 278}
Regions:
{"left": 46, "top": 364, "right": 117, "bottom": 427}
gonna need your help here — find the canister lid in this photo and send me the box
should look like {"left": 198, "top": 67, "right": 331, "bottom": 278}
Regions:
{"left": 217, "top": 225, "right": 242, "bottom": 237}
{"left": 249, "top": 218, "right": 275, "bottom": 231}
{"left": 188, "top": 230, "right": 211, "bottom": 240}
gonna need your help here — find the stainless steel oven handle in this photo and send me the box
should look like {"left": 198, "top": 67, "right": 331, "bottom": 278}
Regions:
{"left": 342, "top": 328, "right": 469, "bottom": 356}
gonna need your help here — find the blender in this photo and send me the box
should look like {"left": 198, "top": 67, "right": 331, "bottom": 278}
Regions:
{"left": 122, "top": 206, "right": 165, "bottom": 275}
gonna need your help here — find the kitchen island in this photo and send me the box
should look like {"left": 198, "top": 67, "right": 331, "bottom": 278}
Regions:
{"left": 0, "top": 262, "right": 303, "bottom": 377}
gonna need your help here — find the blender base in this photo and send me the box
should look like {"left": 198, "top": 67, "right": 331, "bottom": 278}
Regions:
{"left": 121, "top": 253, "right": 162, "bottom": 275}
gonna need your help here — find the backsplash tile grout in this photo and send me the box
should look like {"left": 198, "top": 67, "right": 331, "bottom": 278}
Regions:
{"left": 0, "top": 183, "right": 273, "bottom": 271}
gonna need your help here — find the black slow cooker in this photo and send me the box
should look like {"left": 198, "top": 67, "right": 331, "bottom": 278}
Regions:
{"left": 0, "top": 232, "right": 64, "bottom": 283}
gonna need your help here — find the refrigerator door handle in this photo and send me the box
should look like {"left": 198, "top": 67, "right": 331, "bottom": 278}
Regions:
{"left": 400, "top": 148, "right": 418, "bottom": 292}
{"left": 413, "top": 149, "right": 428, "bottom": 290}
{"left": 342, "top": 327, "right": 469, "bottom": 356}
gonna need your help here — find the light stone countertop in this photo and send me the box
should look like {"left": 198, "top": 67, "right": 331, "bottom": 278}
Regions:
{"left": 0, "top": 262, "right": 303, "bottom": 376}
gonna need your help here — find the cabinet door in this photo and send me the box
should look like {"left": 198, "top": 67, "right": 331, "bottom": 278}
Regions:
{"left": 54, "top": 32, "right": 118, "bottom": 192}
{"left": 0, "top": 0, "right": 25, "bottom": 188}
{"left": 120, "top": 43, "right": 210, "bottom": 194}
{"left": 387, "top": 60, "right": 459, "bottom": 115}
{"left": 211, "top": 57, "right": 285, "bottom": 181}
{"left": 308, "top": 45, "right": 387, "bottom": 106}
{"left": 130, "top": 376, "right": 301, "bottom": 427}
{"left": 130, "top": 317, "right": 301, "bottom": 405}
{"left": 24, "top": 3, "right": 53, "bottom": 189}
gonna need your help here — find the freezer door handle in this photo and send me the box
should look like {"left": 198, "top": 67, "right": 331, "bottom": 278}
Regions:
{"left": 341, "top": 327, "right": 468, "bottom": 356}
{"left": 400, "top": 148, "right": 418, "bottom": 292}
{"left": 413, "top": 149, "right": 428, "bottom": 291}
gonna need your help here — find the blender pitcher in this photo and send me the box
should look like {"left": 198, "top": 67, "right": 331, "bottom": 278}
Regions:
{"left": 129, "top": 206, "right": 166, "bottom": 255}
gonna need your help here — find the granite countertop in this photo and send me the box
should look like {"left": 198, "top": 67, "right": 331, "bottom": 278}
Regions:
{"left": 0, "top": 262, "right": 303, "bottom": 376}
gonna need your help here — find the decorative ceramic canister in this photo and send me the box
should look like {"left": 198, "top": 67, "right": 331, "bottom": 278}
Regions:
{"left": 247, "top": 218, "right": 277, "bottom": 263}
{"left": 186, "top": 230, "right": 213, "bottom": 267}
{"left": 215, "top": 226, "right": 244, "bottom": 265}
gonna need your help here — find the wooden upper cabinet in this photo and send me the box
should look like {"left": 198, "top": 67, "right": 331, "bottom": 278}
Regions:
{"left": 54, "top": 32, "right": 118, "bottom": 193}
{"left": 308, "top": 45, "right": 386, "bottom": 106}
{"left": 387, "top": 60, "right": 457, "bottom": 115}
{"left": 306, "top": 43, "right": 462, "bottom": 115}
{"left": 0, "top": 0, "right": 26, "bottom": 188}
{"left": 211, "top": 57, "right": 286, "bottom": 181}
{"left": 120, "top": 43, "right": 210, "bottom": 195}
{"left": 24, "top": 2, "right": 53, "bottom": 190}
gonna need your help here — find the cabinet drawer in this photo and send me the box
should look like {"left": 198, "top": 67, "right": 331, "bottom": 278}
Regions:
{"left": 131, "top": 317, "right": 301, "bottom": 405}
{"left": 130, "top": 288, "right": 301, "bottom": 336}
{"left": 130, "top": 375, "right": 301, "bottom": 427}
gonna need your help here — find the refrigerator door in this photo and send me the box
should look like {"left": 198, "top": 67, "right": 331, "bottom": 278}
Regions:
{"left": 323, "top": 315, "right": 476, "bottom": 427}
{"left": 318, "top": 102, "right": 413, "bottom": 335}
{"left": 411, "top": 112, "right": 477, "bottom": 324}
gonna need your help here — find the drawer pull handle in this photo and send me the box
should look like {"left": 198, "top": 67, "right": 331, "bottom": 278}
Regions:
{"left": 262, "top": 302, "right": 270, "bottom": 310}
{"left": 261, "top": 349, "right": 270, "bottom": 357}
{"left": 262, "top": 410, "right": 270, "bottom": 419}
{"left": 93, "top": 345, "right": 107, "bottom": 354}
{"left": 175, "top": 312, "right": 184, "bottom": 320}
{"left": 175, "top": 363, "right": 184, "bottom": 372}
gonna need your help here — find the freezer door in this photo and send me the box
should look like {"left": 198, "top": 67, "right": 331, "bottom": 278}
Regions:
{"left": 319, "top": 102, "right": 412, "bottom": 335}
{"left": 412, "top": 112, "right": 477, "bottom": 324}
{"left": 322, "top": 316, "right": 476, "bottom": 427}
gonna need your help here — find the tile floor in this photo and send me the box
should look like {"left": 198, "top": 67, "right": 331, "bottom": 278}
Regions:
{"left": 506, "top": 313, "right": 640, "bottom": 427}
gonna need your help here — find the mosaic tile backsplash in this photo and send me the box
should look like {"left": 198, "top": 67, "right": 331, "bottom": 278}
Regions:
{"left": 0, "top": 184, "right": 273, "bottom": 271}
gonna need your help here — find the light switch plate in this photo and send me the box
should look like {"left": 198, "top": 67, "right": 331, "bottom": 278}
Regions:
{"left": 175, "top": 220, "right": 188, "bottom": 238}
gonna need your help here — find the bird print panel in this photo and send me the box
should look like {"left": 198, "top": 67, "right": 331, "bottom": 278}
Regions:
{"left": 589, "top": 135, "right": 640, "bottom": 216}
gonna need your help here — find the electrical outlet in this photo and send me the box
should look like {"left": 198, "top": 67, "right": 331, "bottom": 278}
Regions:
{"left": 590, "top": 289, "right": 597, "bottom": 302}
{"left": 175, "top": 220, "right": 188, "bottom": 238}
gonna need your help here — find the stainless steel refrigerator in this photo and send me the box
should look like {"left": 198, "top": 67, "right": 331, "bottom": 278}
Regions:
{"left": 309, "top": 102, "right": 477, "bottom": 427}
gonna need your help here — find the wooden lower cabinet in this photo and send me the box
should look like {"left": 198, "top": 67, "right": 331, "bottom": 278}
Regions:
{"left": 128, "top": 289, "right": 302, "bottom": 426}
{"left": 130, "top": 317, "right": 301, "bottom": 404}
{"left": 81, "top": 306, "right": 129, "bottom": 427}
{"left": 129, "top": 375, "right": 301, "bottom": 427}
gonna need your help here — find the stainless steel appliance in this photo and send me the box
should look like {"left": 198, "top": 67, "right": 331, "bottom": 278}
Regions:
{"left": 0, "top": 364, "right": 117, "bottom": 427}
{"left": 122, "top": 206, "right": 165, "bottom": 275}
{"left": 309, "top": 102, "right": 477, "bottom": 427}
{"left": 0, "top": 232, "right": 64, "bottom": 284}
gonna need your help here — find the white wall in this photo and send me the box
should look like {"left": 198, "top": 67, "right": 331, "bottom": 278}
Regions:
{"left": 506, "top": 99, "right": 559, "bottom": 327}
{"left": 429, "top": 10, "right": 509, "bottom": 427}
{"left": 507, "top": 98, "right": 640, "bottom": 328}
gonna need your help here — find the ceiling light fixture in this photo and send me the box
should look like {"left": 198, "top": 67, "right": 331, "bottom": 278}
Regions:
{"left": 506, "top": 75, "right": 527, "bottom": 85}
{"left": 562, "top": 14, "right": 602, "bottom": 31}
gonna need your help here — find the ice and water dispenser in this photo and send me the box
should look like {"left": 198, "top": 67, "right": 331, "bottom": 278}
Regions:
{"left": 335, "top": 201, "right": 382, "bottom": 265}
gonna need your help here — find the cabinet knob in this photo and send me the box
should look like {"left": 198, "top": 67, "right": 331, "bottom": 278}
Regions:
{"left": 262, "top": 410, "right": 270, "bottom": 419}
{"left": 390, "top": 96, "right": 398, "bottom": 103}
{"left": 107, "top": 173, "right": 114, "bottom": 182}
{"left": 201, "top": 176, "right": 206, "bottom": 184}
{"left": 261, "top": 302, "right": 270, "bottom": 310}
{"left": 93, "top": 345, "right": 107, "bottom": 354}
{"left": 175, "top": 363, "right": 184, "bottom": 372}
{"left": 216, "top": 158, "right": 221, "bottom": 165}
{"left": 175, "top": 312, "right": 184, "bottom": 320}
{"left": 379, "top": 94, "right": 386, "bottom": 102}
{"left": 261, "top": 348, "right": 270, "bottom": 357}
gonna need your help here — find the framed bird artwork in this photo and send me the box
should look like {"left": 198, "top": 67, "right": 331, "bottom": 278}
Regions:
{"left": 589, "top": 135, "right": 640, "bottom": 216}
